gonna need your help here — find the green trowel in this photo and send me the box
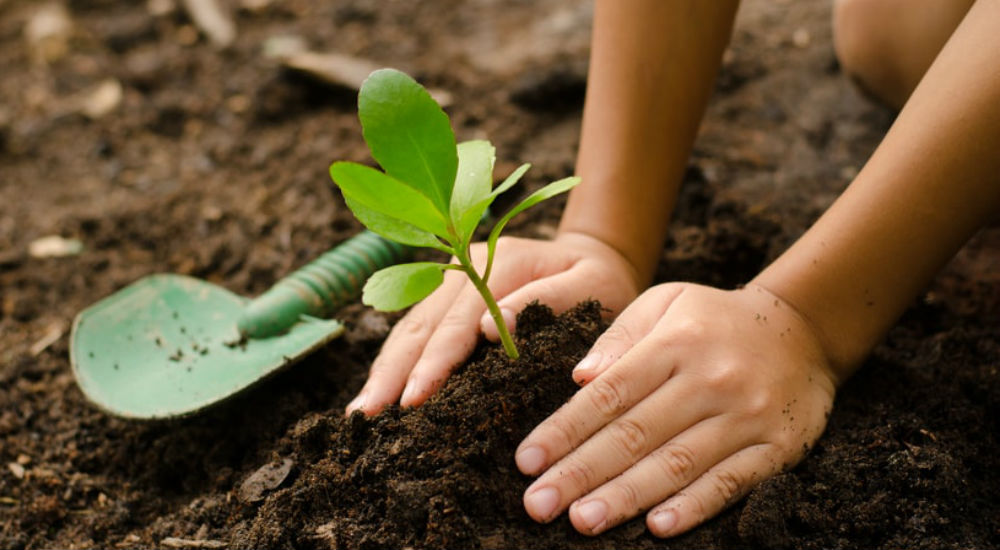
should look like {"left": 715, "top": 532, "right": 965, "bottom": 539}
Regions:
{"left": 70, "top": 231, "right": 410, "bottom": 419}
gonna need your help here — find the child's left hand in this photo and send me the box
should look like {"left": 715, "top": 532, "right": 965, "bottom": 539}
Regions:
{"left": 515, "top": 282, "right": 838, "bottom": 537}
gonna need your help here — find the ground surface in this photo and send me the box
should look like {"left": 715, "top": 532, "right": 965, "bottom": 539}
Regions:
{"left": 1, "top": 0, "right": 999, "bottom": 549}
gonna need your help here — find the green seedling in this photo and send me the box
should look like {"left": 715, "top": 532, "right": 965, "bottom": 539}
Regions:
{"left": 329, "top": 68, "right": 580, "bottom": 359}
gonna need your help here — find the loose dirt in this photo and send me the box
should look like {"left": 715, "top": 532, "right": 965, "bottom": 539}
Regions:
{"left": 1, "top": 0, "right": 998, "bottom": 548}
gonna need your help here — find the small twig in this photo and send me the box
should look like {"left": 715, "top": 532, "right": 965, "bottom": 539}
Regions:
{"left": 281, "top": 51, "right": 379, "bottom": 91}
{"left": 161, "top": 537, "right": 227, "bottom": 549}
{"left": 30, "top": 321, "right": 65, "bottom": 356}
{"left": 179, "top": 0, "right": 235, "bottom": 48}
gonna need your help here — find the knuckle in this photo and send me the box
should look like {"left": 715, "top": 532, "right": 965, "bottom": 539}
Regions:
{"left": 438, "top": 306, "right": 468, "bottom": 329}
{"left": 702, "top": 361, "right": 741, "bottom": 391}
{"left": 710, "top": 469, "right": 745, "bottom": 508}
{"left": 771, "top": 430, "right": 799, "bottom": 455}
{"left": 367, "top": 357, "right": 397, "bottom": 378}
{"left": 587, "top": 374, "right": 629, "bottom": 417}
{"left": 393, "top": 316, "right": 429, "bottom": 338}
{"left": 609, "top": 418, "right": 648, "bottom": 459}
{"left": 599, "top": 322, "right": 634, "bottom": 348}
{"left": 525, "top": 278, "right": 559, "bottom": 304}
{"left": 544, "top": 410, "right": 581, "bottom": 452}
{"left": 743, "top": 387, "right": 773, "bottom": 418}
{"left": 668, "top": 317, "right": 707, "bottom": 344}
{"left": 612, "top": 480, "right": 643, "bottom": 514}
{"left": 557, "top": 457, "right": 598, "bottom": 490}
{"left": 652, "top": 443, "right": 697, "bottom": 484}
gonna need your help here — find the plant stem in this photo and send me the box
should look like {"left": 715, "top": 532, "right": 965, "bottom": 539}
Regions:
{"left": 456, "top": 253, "right": 519, "bottom": 359}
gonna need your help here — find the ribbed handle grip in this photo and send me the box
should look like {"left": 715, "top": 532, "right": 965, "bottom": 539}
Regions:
{"left": 237, "top": 231, "right": 412, "bottom": 338}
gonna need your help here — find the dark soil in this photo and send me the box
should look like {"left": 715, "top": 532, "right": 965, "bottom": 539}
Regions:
{"left": 2, "top": 0, "right": 999, "bottom": 549}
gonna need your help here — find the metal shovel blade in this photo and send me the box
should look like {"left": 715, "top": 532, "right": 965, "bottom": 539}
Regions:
{"left": 70, "top": 274, "right": 343, "bottom": 419}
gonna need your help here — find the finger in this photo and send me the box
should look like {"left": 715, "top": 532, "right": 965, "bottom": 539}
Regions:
{"left": 480, "top": 270, "right": 584, "bottom": 342}
{"left": 398, "top": 259, "right": 530, "bottom": 407}
{"left": 645, "top": 444, "right": 780, "bottom": 538}
{"left": 564, "top": 417, "right": 756, "bottom": 535}
{"left": 571, "top": 284, "right": 687, "bottom": 385}
{"left": 397, "top": 284, "right": 488, "bottom": 407}
{"left": 515, "top": 314, "right": 690, "bottom": 478}
{"left": 346, "top": 271, "right": 466, "bottom": 415}
{"left": 478, "top": 249, "right": 576, "bottom": 342}
{"left": 521, "top": 377, "right": 717, "bottom": 526}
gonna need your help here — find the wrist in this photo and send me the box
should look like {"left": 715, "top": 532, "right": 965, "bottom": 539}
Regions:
{"left": 553, "top": 229, "right": 648, "bottom": 293}
{"left": 748, "top": 274, "right": 869, "bottom": 386}
{"left": 557, "top": 218, "right": 663, "bottom": 289}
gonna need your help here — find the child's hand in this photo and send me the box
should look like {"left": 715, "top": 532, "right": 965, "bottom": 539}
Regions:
{"left": 345, "top": 232, "right": 642, "bottom": 415}
{"left": 516, "top": 282, "right": 838, "bottom": 537}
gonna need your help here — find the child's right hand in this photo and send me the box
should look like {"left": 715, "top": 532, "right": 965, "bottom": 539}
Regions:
{"left": 345, "top": 231, "right": 643, "bottom": 415}
{"left": 516, "top": 282, "right": 839, "bottom": 537}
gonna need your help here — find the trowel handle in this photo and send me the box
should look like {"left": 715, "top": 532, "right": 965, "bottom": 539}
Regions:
{"left": 237, "top": 231, "right": 412, "bottom": 338}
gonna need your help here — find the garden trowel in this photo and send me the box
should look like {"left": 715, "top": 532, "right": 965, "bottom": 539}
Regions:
{"left": 70, "top": 231, "right": 410, "bottom": 419}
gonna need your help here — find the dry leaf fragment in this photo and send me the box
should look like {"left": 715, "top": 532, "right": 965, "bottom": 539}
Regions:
{"left": 161, "top": 537, "right": 227, "bottom": 549}
{"left": 28, "top": 235, "right": 83, "bottom": 258}
{"left": 180, "top": 0, "right": 235, "bottom": 48}
{"left": 238, "top": 458, "right": 294, "bottom": 503}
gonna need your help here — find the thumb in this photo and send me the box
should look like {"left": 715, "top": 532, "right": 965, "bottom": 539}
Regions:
{"left": 479, "top": 272, "right": 589, "bottom": 341}
{"left": 571, "top": 283, "right": 687, "bottom": 385}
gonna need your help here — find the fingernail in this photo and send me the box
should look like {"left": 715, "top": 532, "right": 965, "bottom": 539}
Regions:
{"left": 515, "top": 446, "right": 546, "bottom": 475}
{"left": 400, "top": 383, "right": 419, "bottom": 407}
{"left": 524, "top": 486, "right": 560, "bottom": 522}
{"left": 480, "top": 314, "right": 498, "bottom": 339}
{"left": 482, "top": 308, "right": 516, "bottom": 340}
{"left": 575, "top": 499, "right": 608, "bottom": 533}
{"left": 345, "top": 392, "right": 367, "bottom": 415}
{"left": 500, "top": 308, "right": 515, "bottom": 329}
{"left": 573, "top": 353, "right": 601, "bottom": 378}
{"left": 650, "top": 509, "right": 678, "bottom": 535}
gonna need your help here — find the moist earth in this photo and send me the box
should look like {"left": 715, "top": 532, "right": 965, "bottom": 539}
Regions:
{"left": 2, "top": 0, "right": 999, "bottom": 549}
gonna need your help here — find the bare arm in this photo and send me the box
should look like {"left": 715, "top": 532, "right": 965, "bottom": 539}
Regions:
{"left": 755, "top": 0, "right": 1000, "bottom": 379}
{"left": 350, "top": 0, "right": 738, "bottom": 415}
{"left": 562, "top": 0, "right": 739, "bottom": 287}
{"left": 518, "top": 0, "right": 1000, "bottom": 538}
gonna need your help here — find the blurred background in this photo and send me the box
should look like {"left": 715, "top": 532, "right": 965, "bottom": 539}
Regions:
{"left": 2, "top": 1, "right": 997, "bottom": 548}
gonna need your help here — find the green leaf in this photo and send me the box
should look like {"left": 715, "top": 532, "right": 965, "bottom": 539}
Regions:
{"left": 359, "top": 69, "right": 457, "bottom": 216}
{"left": 483, "top": 176, "right": 581, "bottom": 282}
{"left": 330, "top": 161, "right": 450, "bottom": 238}
{"left": 490, "top": 162, "right": 530, "bottom": 198}
{"left": 451, "top": 140, "right": 495, "bottom": 242}
{"left": 454, "top": 162, "right": 531, "bottom": 245}
{"left": 344, "top": 198, "right": 452, "bottom": 253}
{"left": 362, "top": 262, "right": 447, "bottom": 311}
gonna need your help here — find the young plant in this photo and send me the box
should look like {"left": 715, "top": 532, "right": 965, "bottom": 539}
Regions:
{"left": 329, "top": 68, "right": 580, "bottom": 359}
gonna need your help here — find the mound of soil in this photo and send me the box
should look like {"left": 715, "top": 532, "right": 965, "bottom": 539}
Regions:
{"left": 232, "top": 303, "right": 600, "bottom": 550}
{"left": 2, "top": 0, "right": 999, "bottom": 548}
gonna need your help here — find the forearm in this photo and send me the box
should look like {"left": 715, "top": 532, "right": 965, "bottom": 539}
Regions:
{"left": 560, "top": 0, "right": 739, "bottom": 287}
{"left": 754, "top": 0, "right": 1000, "bottom": 380}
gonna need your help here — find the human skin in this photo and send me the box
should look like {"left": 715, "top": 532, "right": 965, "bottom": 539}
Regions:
{"left": 833, "top": 0, "right": 976, "bottom": 110}
{"left": 346, "top": 0, "right": 1000, "bottom": 538}
{"left": 344, "top": 0, "right": 737, "bottom": 416}
{"left": 517, "top": 0, "right": 1000, "bottom": 537}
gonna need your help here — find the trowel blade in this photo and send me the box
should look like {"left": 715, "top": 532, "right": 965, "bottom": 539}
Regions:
{"left": 70, "top": 274, "right": 343, "bottom": 419}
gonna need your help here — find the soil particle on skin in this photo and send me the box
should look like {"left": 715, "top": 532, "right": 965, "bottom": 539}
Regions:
{"left": 2, "top": 0, "right": 999, "bottom": 548}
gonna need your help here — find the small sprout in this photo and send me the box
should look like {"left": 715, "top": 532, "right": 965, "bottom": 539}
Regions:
{"left": 329, "top": 69, "right": 580, "bottom": 358}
